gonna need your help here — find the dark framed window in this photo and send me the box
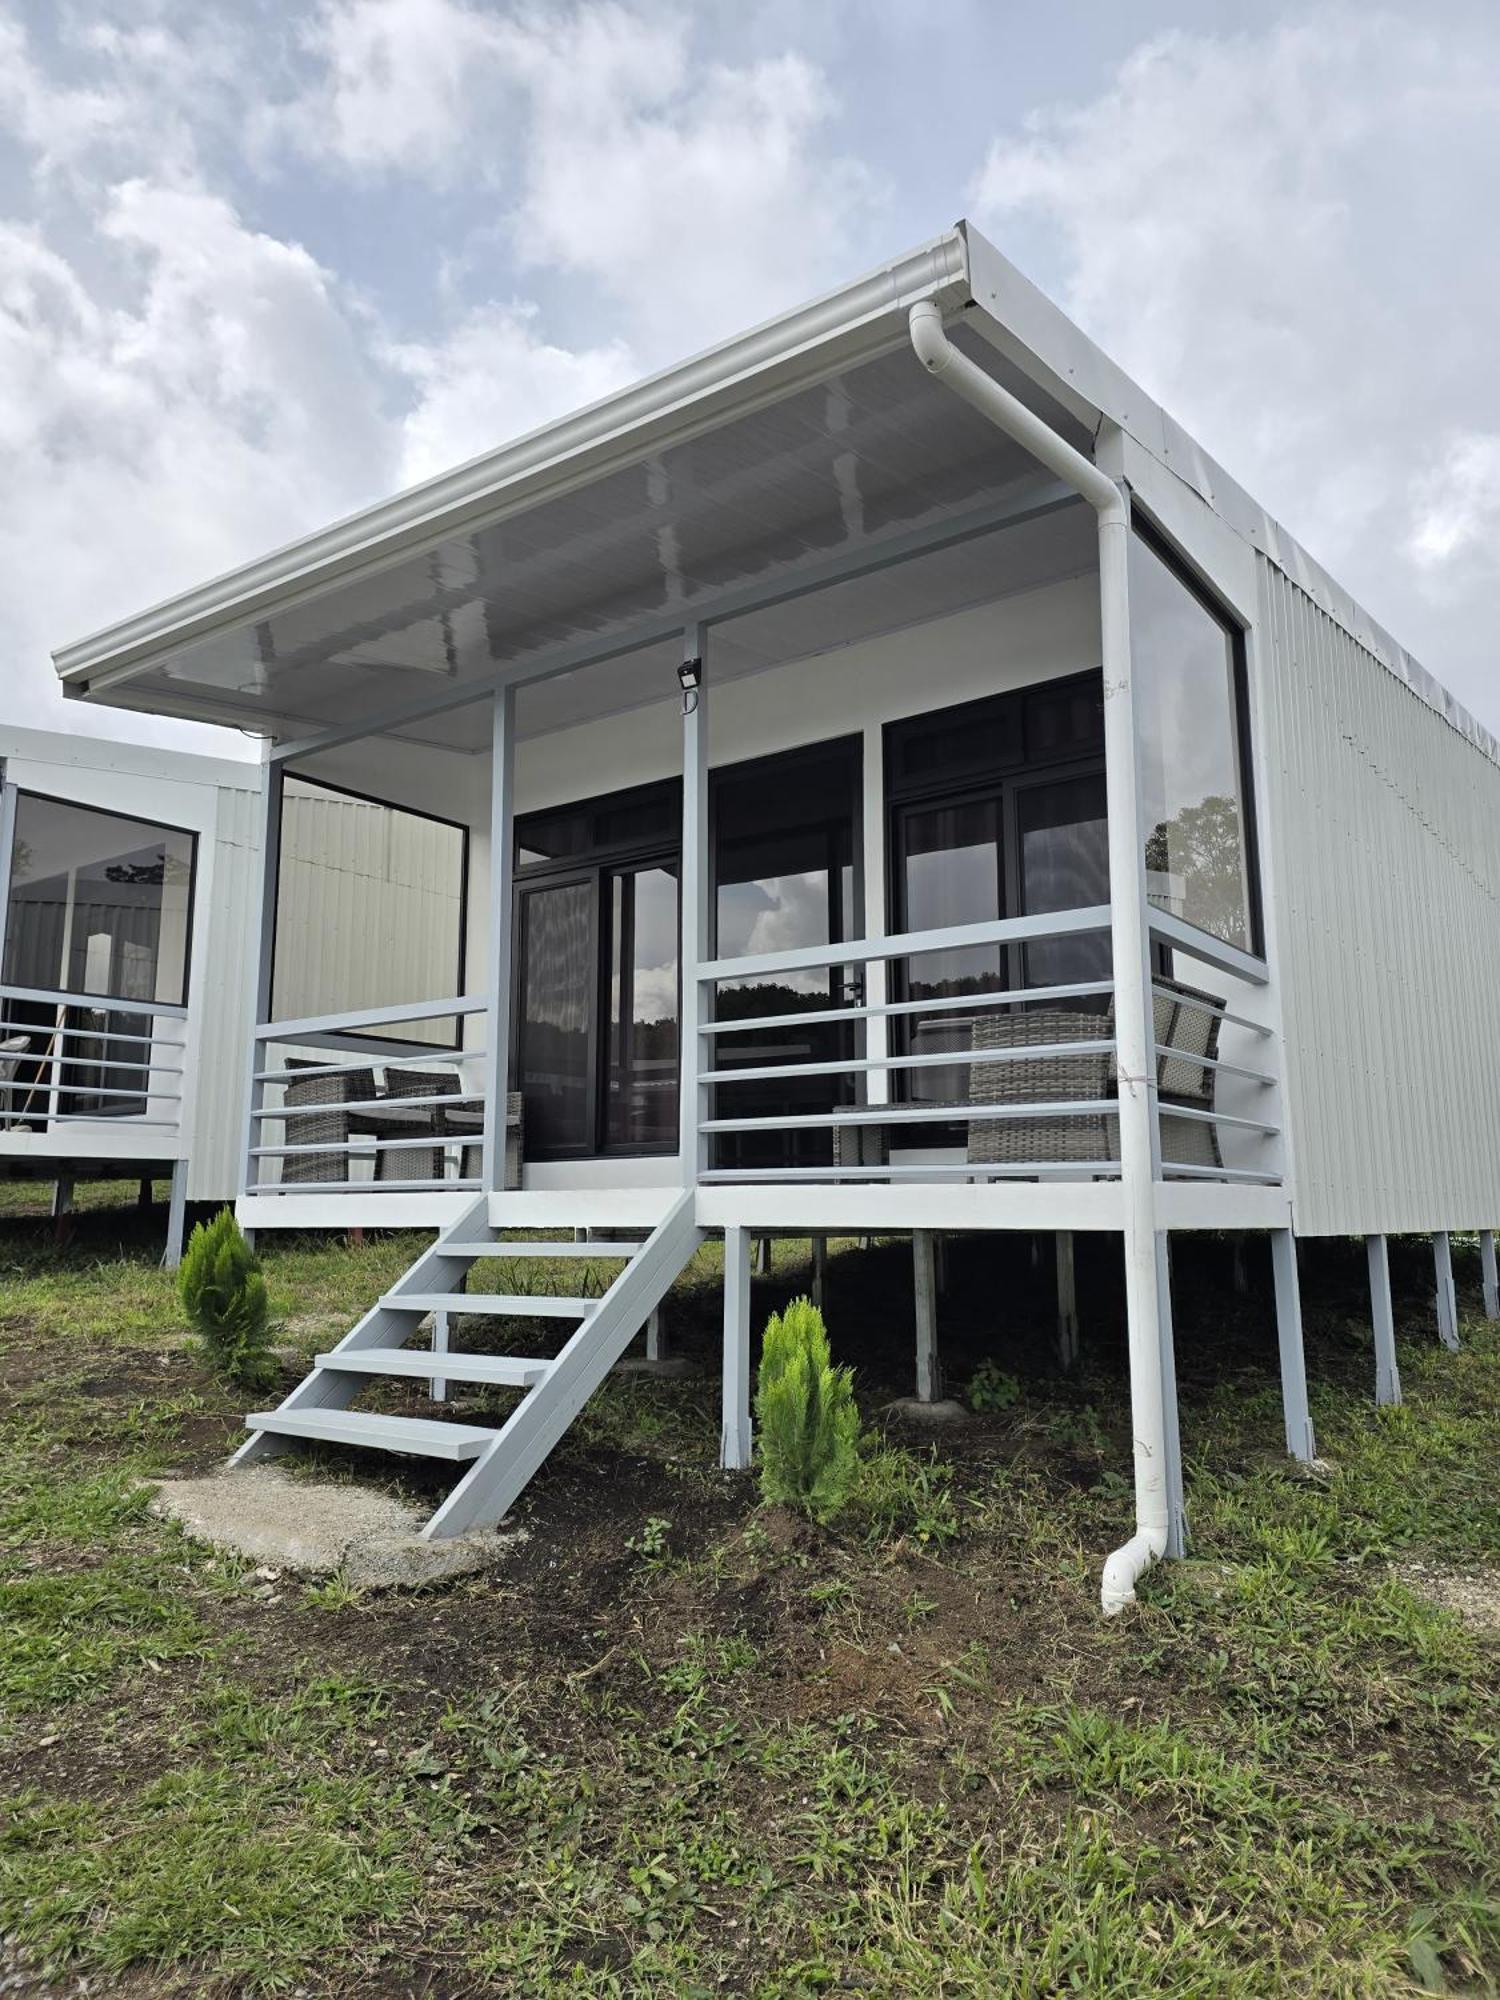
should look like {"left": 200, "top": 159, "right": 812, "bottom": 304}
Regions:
{"left": 1, "top": 789, "right": 199, "bottom": 1123}
{"left": 885, "top": 674, "right": 1110, "bottom": 1116}
{"left": 514, "top": 777, "right": 682, "bottom": 1159}
{"left": 272, "top": 774, "right": 470, "bottom": 1049}
{"left": 1129, "top": 517, "right": 1263, "bottom": 955}
{"left": 3, "top": 790, "right": 198, "bottom": 1007}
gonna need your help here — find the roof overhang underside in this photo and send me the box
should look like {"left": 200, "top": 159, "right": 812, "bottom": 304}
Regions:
{"left": 54, "top": 242, "right": 1100, "bottom": 753}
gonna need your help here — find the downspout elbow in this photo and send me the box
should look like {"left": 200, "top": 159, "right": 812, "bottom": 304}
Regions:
{"left": 1100, "top": 1523, "right": 1168, "bottom": 1617}
{"left": 906, "top": 301, "right": 1126, "bottom": 528}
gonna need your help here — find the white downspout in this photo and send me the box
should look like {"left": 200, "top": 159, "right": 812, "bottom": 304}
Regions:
{"left": 907, "top": 299, "right": 1169, "bottom": 1614}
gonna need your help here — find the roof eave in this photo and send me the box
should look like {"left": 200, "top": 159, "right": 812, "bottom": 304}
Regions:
{"left": 55, "top": 229, "right": 973, "bottom": 701}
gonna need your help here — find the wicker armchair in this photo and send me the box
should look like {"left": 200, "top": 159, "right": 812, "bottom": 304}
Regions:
{"left": 280, "top": 1062, "right": 375, "bottom": 1185}
{"left": 960, "top": 977, "right": 1226, "bottom": 1175}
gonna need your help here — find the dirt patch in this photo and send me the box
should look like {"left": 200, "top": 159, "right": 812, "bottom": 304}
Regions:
{"left": 1396, "top": 1560, "right": 1500, "bottom": 1635}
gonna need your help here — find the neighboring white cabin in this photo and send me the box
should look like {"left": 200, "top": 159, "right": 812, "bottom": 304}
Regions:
{"left": 0, "top": 727, "right": 461, "bottom": 1246}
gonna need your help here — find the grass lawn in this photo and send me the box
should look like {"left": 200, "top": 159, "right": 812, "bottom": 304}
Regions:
{"left": 1, "top": 1185, "right": 1497, "bottom": 1996}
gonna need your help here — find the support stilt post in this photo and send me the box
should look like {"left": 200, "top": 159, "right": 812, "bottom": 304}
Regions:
{"left": 1270, "top": 1229, "right": 1315, "bottom": 1462}
{"left": 163, "top": 1160, "right": 188, "bottom": 1272}
{"left": 1433, "top": 1231, "right": 1460, "bottom": 1352}
{"left": 1157, "top": 1235, "right": 1187, "bottom": 1558}
{"left": 1367, "top": 1234, "right": 1401, "bottom": 1406}
{"left": 644, "top": 1309, "right": 664, "bottom": 1362}
{"left": 912, "top": 1230, "right": 938, "bottom": 1403}
{"left": 810, "top": 1236, "right": 827, "bottom": 1312}
{"left": 721, "top": 1226, "right": 753, "bottom": 1469}
{"left": 1482, "top": 1229, "right": 1499, "bottom": 1321}
{"left": 1055, "top": 1230, "right": 1080, "bottom": 1371}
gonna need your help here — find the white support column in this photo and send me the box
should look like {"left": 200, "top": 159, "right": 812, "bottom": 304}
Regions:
{"left": 912, "top": 1229, "right": 938, "bottom": 1402}
{"left": 1433, "top": 1232, "right": 1460, "bottom": 1352}
{"left": 1270, "top": 1230, "right": 1316, "bottom": 1463}
{"left": 162, "top": 1159, "right": 189, "bottom": 1272}
{"left": 1481, "top": 1230, "right": 1499, "bottom": 1321}
{"left": 679, "top": 626, "right": 709, "bottom": 1186}
{"left": 859, "top": 721, "right": 889, "bottom": 1109}
{"left": 1055, "top": 1230, "right": 1080, "bottom": 1371}
{"left": 721, "top": 1224, "right": 753, "bottom": 1469}
{"left": 482, "top": 686, "right": 517, "bottom": 1195}
{"left": 0, "top": 780, "right": 18, "bottom": 956}
{"left": 1367, "top": 1234, "right": 1401, "bottom": 1406}
{"left": 241, "top": 760, "right": 284, "bottom": 1198}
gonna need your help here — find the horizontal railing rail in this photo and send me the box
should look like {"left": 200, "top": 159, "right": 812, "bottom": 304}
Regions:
{"left": 246, "top": 992, "right": 489, "bottom": 1198}
{"left": 693, "top": 908, "right": 1283, "bottom": 1187}
{"left": 0, "top": 984, "right": 189, "bottom": 1138}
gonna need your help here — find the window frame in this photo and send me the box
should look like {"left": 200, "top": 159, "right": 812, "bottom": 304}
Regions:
{"left": 1128, "top": 513, "right": 1265, "bottom": 960}
{"left": 1, "top": 786, "right": 201, "bottom": 1010}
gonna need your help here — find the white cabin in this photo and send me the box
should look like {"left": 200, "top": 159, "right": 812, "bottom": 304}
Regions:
{"left": 48, "top": 223, "right": 1500, "bottom": 1605}
{"left": 0, "top": 727, "right": 457, "bottom": 1259}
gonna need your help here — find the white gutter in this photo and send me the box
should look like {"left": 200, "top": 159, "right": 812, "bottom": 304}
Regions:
{"left": 908, "top": 298, "right": 1170, "bottom": 1615}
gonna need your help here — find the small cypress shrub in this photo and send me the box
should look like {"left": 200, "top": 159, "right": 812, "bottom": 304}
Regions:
{"left": 754, "top": 1296, "right": 859, "bottom": 1522}
{"left": 178, "top": 1207, "right": 277, "bottom": 1391}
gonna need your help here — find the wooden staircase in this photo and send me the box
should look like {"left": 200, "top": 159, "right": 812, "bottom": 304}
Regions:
{"left": 234, "top": 1192, "right": 701, "bottom": 1537}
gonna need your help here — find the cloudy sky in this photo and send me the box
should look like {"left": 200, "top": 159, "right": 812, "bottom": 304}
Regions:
{"left": 3, "top": 0, "right": 1497, "bottom": 752}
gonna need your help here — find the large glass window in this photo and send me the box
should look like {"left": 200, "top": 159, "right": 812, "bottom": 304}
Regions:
{"left": 1130, "top": 526, "right": 1259, "bottom": 951}
{"left": 272, "top": 777, "right": 469, "bottom": 1047}
{"left": 3, "top": 792, "right": 196, "bottom": 1005}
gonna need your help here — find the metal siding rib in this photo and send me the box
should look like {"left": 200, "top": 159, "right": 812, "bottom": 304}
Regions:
{"left": 1261, "top": 559, "right": 1500, "bottom": 1235}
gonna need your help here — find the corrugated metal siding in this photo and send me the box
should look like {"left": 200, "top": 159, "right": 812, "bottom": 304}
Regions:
{"left": 273, "top": 783, "right": 467, "bottom": 1047}
{"left": 1259, "top": 561, "right": 1500, "bottom": 1236}
{"left": 187, "top": 781, "right": 260, "bottom": 1203}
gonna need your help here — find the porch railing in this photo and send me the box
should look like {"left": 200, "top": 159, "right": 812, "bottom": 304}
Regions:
{"left": 246, "top": 994, "right": 488, "bottom": 1196}
{"left": 691, "top": 907, "right": 1283, "bottom": 1185}
{"left": 0, "top": 982, "right": 188, "bottom": 1138}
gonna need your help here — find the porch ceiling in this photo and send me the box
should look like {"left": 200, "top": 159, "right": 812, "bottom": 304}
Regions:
{"left": 58, "top": 322, "right": 1092, "bottom": 752}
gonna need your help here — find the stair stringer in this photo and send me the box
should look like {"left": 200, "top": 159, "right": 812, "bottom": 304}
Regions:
{"left": 231, "top": 1195, "right": 491, "bottom": 1468}
{"left": 422, "top": 1191, "right": 702, "bottom": 1539}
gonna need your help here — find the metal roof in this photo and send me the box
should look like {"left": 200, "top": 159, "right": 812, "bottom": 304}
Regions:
{"left": 53, "top": 219, "right": 1497, "bottom": 770}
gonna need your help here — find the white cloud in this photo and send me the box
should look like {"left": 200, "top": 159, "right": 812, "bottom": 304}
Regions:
{"left": 1411, "top": 432, "right": 1500, "bottom": 577}
{"left": 971, "top": 9, "right": 1500, "bottom": 722}
{"left": 390, "top": 303, "right": 637, "bottom": 486}
{"left": 280, "top": 0, "right": 517, "bottom": 183}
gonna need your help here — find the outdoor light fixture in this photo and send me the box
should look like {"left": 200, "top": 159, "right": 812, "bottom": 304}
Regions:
{"left": 678, "top": 656, "right": 702, "bottom": 715}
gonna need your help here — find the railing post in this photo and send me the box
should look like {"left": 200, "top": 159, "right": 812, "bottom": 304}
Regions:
{"left": 0, "top": 778, "right": 17, "bottom": 959}
{"left": 482, "top": 685, "right": 516, "bottom": 1195}
{"left": 679, "top": 625, "right": 709, "bottom": 1185}
{"left": 241, "top": 759, "right": 284, "bottom": 1199}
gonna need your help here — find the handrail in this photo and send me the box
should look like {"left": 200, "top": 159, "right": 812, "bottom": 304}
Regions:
{"left": 701, "top": 1036, "right": 1114, "bottom": 1088}
{"left": 697, "top": 906, "right": 1113, "bottom": 984}
{"left": 699, "top": 977, "right": 1116, "bottom": 1038}
{"left": 255, "top": 993, "right": 487, "bottom": 1041}
{"left": 0, "top": 982, "right": 188, "bottom": 1021}
{"left": 1147, "top": 911, "right": 1269, "bottom": 988}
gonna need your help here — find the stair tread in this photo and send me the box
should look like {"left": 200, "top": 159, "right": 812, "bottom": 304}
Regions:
{"left": 441, "top": 1240, "right": 643, "bottom": 1258}
{"left": 246, "top": 1408, "right": 496, "bottom": 1460}
{"left": 316, "top": 1347, "right": 550, "bottom": 1388}
{"left": 384, "top": 1291, "right": 597, "bottom": 1317}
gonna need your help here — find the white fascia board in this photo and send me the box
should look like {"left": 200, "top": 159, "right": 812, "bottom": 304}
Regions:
{"left": 958, "top": 222, "right": 1500, "bottom": 771}
{"left": 0, "top": 723, "right": 265, "bottom": 792}
{"left": 55, "top": 232, "right": 971, "bottom": 701}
